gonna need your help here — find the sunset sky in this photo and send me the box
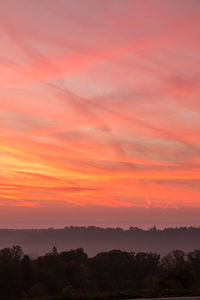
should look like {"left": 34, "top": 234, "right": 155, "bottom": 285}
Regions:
{"left": 0, "top": 0, "right": 200, "bottom": 228}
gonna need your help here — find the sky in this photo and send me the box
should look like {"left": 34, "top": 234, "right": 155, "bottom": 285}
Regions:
{"left": 0, "top": 0, "right": 200, "bottom": 228}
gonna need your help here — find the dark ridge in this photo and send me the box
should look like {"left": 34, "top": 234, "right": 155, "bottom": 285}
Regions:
{"left": 0, "top": 226, "right": 200, "bottom": 257}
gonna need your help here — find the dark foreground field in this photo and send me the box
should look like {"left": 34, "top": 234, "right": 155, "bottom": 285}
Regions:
{"left": 27, "top": 295, "right": 200, "bottom": 300}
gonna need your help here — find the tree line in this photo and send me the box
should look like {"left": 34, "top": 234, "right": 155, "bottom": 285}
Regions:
{"left": 1, "top": 245, "right": 200, "bottom": 299}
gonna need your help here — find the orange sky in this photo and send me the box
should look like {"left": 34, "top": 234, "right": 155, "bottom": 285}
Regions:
{"left": 0, "top": 0, "right": 200, "bottom": 228}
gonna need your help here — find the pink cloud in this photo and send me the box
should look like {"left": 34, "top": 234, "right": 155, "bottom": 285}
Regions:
{"left": 0, "top": 0, "right": 199, "bottom": 226}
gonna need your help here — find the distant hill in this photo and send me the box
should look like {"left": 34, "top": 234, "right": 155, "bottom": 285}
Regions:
{"left": 0, "top": 226, "right": 200, "bottom": 256}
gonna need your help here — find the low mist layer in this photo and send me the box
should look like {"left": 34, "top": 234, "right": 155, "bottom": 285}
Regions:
{"left": 1, "top": 226, "right": 200, "bottom": 257}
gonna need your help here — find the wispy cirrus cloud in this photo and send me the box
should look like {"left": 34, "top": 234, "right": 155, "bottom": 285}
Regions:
{"left": 0, "top": 0, "right": 200, "bottom": 226}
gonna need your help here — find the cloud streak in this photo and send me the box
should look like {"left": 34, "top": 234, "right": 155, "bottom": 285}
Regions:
{"left": 0, "top": 0, "right": 199, "bottom": 224}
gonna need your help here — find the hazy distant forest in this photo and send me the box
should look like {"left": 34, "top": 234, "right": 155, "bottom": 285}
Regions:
{"left": 1, "top": 245, "right": 200, "bottom": 300}
{"left": 1, "top": 226, "right": 200, "bottom": 256}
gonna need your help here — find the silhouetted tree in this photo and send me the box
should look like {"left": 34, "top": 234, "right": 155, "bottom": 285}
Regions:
{"left": 21, "top": 255, "right": 32, "bottom": 292}
{"left": 187, "top": 249, "right": 200, "bottom": 288}
{"left": 0, "top": 246, "right": 23, "bottom": 299}
{"left": 159, "top": 250, "right": 192, "bottom": 290}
